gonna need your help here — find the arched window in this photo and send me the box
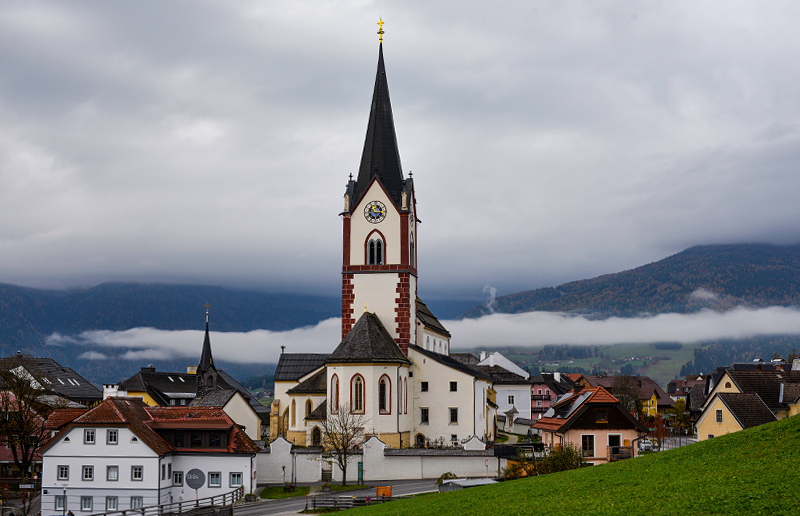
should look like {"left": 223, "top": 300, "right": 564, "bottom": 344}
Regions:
{"left": 368, "top": 238, "right": 384, "bottom": 265}
{"left": 351, "top": 375, "right": 364, "bottom": 414}
{"left": 404, "top": 377, "right": 408, "bottom": 414}
{"left": 410, "top": 237, "right": 415, "bottom": 268}
{"left": 330, "top": 375, "right": 339, "bottom": 414}
{"left": 291, "top": 399, "right": 296, "bottom": 427}
{"left": 379, "top": 375, "right": 391, "bottom": 414}
{"left": 312, "top": 427, "right": 322, "bottom": 447}
{"left": 306, "top": 399, "right": 313, "bottom": 418}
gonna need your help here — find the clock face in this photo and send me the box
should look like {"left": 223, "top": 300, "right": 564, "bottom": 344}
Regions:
{"left": 364, "top": 201, "right": 387, "bottom": 223}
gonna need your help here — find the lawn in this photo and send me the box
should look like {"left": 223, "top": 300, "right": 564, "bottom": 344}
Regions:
{"left": 348, "top": 415, "right": 800, "bottom": 515}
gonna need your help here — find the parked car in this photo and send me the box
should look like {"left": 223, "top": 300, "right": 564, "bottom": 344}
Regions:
{"left": 639, "top": 439, "right": 654, "bottom": 451}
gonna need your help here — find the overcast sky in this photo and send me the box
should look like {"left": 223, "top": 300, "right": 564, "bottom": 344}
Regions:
{"left": 3, "top": 1, "right": 800, "bottom": 303}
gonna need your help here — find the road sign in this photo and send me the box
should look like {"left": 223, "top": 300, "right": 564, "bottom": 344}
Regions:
{"left": 19, "top": 484, "right": 35, "bottom": 489}
{"left": 186, "top": 469, "right": 205, "bottom": 490}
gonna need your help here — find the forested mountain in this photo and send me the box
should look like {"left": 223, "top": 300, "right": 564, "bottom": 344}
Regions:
{"left": 462, "top": 244, "right": 800, "bottom": 318}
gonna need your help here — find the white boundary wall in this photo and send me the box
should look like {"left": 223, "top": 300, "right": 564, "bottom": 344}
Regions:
{"left": 256, "top": 436, "right": 506, "bottom": 484}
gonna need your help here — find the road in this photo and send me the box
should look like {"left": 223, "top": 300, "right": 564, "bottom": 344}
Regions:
{"left": 235, "top": 480, "right": 438, "bottom": 516}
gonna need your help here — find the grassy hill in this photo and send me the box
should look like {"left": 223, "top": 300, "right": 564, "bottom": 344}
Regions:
{"left": 462, "top": 243, "right": 800, "bottom": 318}
{"left": 353, "top": 415, "right": 800, "bottom": 516}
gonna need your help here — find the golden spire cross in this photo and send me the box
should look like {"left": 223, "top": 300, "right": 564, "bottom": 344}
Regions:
{"left": 377, "top": 18, "right": 385, "bottom": 43}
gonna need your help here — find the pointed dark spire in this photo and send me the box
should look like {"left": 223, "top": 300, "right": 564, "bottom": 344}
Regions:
{"left": 352, "top": 43, "right": 405, "bottom": 209}
{"left": 198, "top": 306, "right": 214, "bottom": 372}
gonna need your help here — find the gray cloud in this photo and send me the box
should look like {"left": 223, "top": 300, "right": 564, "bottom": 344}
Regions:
{"left": 67, "top": 307, "right": 800, "bottom": 364}
{"left": 2, "top": 2, "right": 800, "bottom": 299}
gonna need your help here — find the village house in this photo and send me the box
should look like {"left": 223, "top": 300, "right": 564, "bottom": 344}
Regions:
{"left": 533, "top": 386, "right": 648, "bottom": 465}
{"left": 40, "top": 397, "right": 258, "bottom": 515}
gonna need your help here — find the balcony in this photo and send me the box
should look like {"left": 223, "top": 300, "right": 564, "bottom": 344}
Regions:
{"left": 531, "top": 394, "right": 549, "bottom": 400}
{"left": 531, "top": 407, "right": 548, "bottom": 413}
{"left": 607, "top": 445, "right": 633, "bottom": 461}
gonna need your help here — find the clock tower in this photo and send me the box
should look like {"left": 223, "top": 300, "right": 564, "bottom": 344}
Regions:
{"left": 341, "top": 43, "right": 417, "bottom": 355}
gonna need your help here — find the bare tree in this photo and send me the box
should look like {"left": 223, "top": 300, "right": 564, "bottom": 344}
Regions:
{"left": 611, "top": 375, "right": 643, "bottom": 419}
{"left": 320, "top": 404, "right": 369, "bottom": 486}
{"left": 0, "top": 355, "right": 66, "bottom": 515}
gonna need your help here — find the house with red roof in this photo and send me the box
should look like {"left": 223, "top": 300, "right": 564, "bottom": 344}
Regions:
{"left": 40, "top": 397, "right": 258, "bottom": 515}
{"left": 532, "top": 386, "right": 648, "bottom": 465}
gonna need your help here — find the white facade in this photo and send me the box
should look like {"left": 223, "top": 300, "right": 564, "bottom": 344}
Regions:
{"left": 494, "top": 384, "right": 533, "bottom": 422}
{"left": 42, "top": 426, "right": 255, "bottom": 515}
{"left": 325, "top": 362, "right": 412, "bottom": 438}
{"left": 409, "top": 348, "right": 494, "bottom": 445}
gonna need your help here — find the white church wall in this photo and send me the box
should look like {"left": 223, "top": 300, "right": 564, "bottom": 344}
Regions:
{"left": 409, "top": 349, "right": 481, "bottom": 445}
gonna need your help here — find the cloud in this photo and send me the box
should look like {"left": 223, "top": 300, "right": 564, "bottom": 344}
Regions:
{"left": 77, "top": 351, "right": 107, "bottom": 360}
{"left": 0, "top": 2, "right": 799, "bottom": 299}
{"left": 62, "top": 307, "right": 800, "bottom": 364}
{"left": 689, "top": 288, "right": 718, "bottom": 301}
{"left": 66, "top": 318, "right": 341, "bottom": 364}
{"left": 445, "top": 307, "right": 800, "bottom": 349}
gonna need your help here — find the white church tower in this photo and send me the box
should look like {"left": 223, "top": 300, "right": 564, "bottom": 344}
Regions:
{"left": 340, "top": 42, "right": 418, "bottom": 355}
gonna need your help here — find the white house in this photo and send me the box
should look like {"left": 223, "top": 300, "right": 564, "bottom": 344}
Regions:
{"left": 40, "top": 398, "right": 258, "bottom": 515}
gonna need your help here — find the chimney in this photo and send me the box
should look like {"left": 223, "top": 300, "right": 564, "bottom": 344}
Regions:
{"left": 187, "top": 365, "right": 197, "bottom": 374}
{"left": 554, "top": 372, "right": 561, "bottom": 383}
{"left": 489, "top": 353, "right": 494, "bottom": 367}
{"left": 480, "top": 351, "right": 486, "bottom": 361}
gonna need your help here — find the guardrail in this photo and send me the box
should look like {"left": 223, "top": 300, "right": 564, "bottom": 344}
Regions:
{"left": 309, "top": 495, "right": 398, "bottom": 510}
{"left": 82, "top": 487, "right": 243, "bottom": 516}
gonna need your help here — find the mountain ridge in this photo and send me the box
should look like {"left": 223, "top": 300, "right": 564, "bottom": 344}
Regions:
{"left": 461, "top": 243, "right": 800, "bottom": 318}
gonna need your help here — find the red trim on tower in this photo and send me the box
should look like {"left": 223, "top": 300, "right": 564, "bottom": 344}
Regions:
{"left": 342, "top": 215, "right": 351, "bottom": 266}
{"left": 400, "top": 212, "right": 409, "bottom": 266}
{"left": 341, "top": 274, "right": 355, "bottom": 340}
{"left": 395, "top": 272, "right": 412, "bottom": 355}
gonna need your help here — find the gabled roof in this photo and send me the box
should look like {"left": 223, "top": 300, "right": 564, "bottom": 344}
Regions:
{"left": 190, "top": 389, "right": 237, "bottom": 408}
{"left": 533, "top": 386, "right": 648, "bottom": 434}
{"left": 274, "top": 353, "right": 330, "bottom": 382}
{"left": 287, "top": 369, "right": 327, "bottom": 395}
{"left": 8, "top": 357, "right": 102, "bottom": 404}
{"left": 305, "top": 401, "right": 327, "bottom": 421}
{"left": 530, "top": 372, "right": 575, "bottom": 395}
{"left": 416, "top": 298, "right": 450, "bottom": 337}
{"left": 688, "top": 383, "right": 707, "bottom": 413}
{"left": 583, "top": 375, "right": 673, "bottom": 407}
{"left": 450, "top": 353, "right": 479, "bottom": 366}
{"left": 119, "top": 369, "right": 198, "bottom": 405}
{"left": 472, "top": 365, "right": 528, "bottom": 385}
{"left": 408, "top": 344, "right": 493, "bottom": 382}
{"left": 725, "top": 370, "right": 800, "bottom": 412}
{"left": 327, "top": 312, "right": 410, "bottom": 365}
{"left": 716, "top": 393, "right": 777, "bottom": 429}
{"left": 779, "top": 382, "right": 800, "bottom": 404}
{"left": 42, "top": 398, "right": 259, "bottom": 456}
{"left": 349, "top": 43, "right": 406, "bottom": 210}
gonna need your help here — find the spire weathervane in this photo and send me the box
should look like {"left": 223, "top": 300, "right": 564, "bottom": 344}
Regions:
{"left": 377, "top": 18, "right": 384, "bottom": 43}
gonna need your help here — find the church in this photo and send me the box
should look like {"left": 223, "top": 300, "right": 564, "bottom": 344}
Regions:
{"left": 271, "top": 36, "right": 499, "bottom": 449}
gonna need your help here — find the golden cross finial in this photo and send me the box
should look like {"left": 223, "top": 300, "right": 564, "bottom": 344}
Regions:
{"left": 377, "top": 18, "right": 385, "bottom": 43}
{"left": 364, "top": 303, "right": 368, "bottom": 313}
{"left": 204, "top": 302, "right": 210, "bottom": 311}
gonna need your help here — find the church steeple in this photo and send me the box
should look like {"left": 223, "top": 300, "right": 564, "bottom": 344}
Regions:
{"left": 350, "top": 43, "right": 405, "bottom": 209}
{"left": 196, "top": 305, "right": 217, "bottom": 397}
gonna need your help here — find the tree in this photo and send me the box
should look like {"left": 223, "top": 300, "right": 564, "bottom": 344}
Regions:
{"left": 611, "top": 375, "right": 643, "bottom": 419}
{"left": 321, "top": 404, "right": 369, "bottom": 486}
{"left": 0, "top": 354, "right": 66, "bottom": 515}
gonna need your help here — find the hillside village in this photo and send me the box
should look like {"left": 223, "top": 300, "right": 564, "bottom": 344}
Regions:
{"left": 3, "top": 24, "right": 800, "bottom": 516}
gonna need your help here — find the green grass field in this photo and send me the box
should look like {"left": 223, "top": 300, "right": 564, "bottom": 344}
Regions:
{"left": 349, "top": 415, "right": 800, "bottom": 516}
